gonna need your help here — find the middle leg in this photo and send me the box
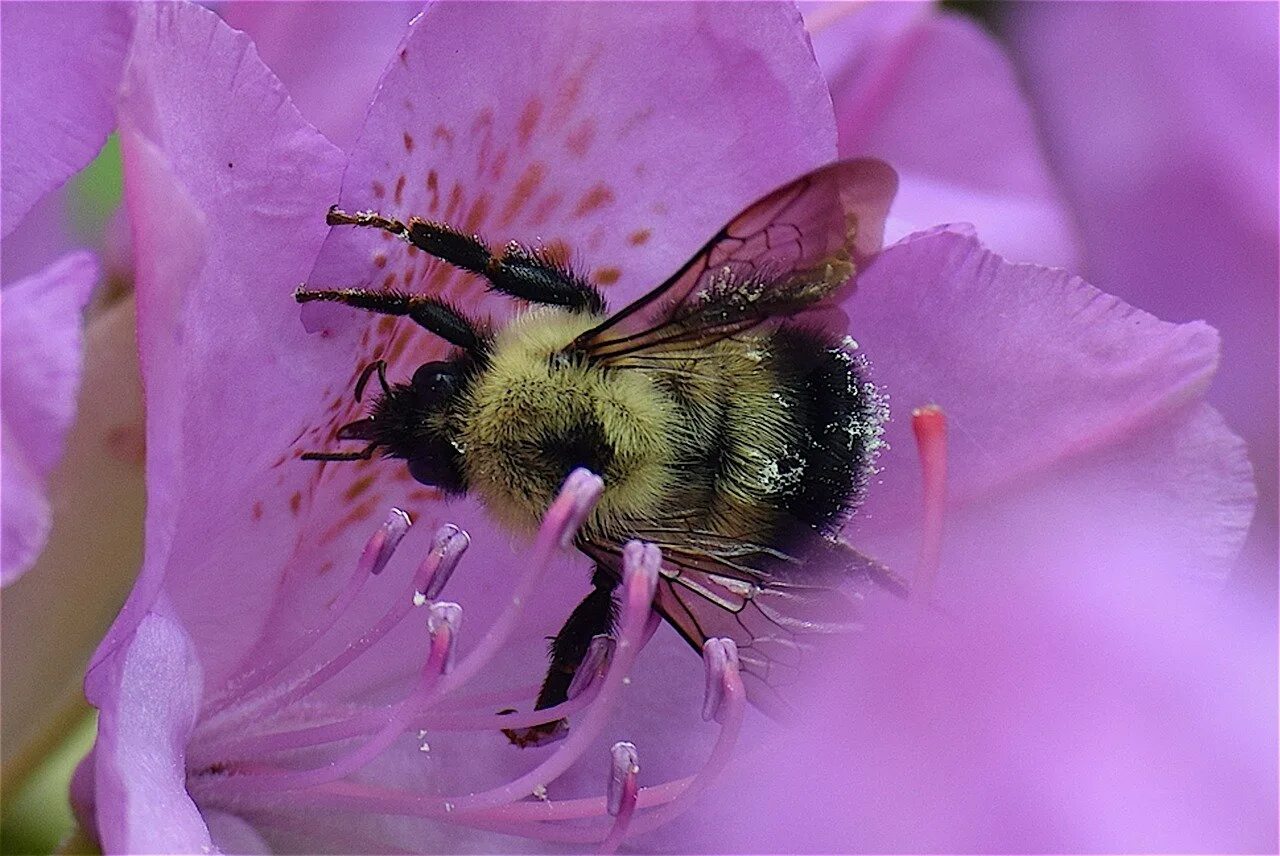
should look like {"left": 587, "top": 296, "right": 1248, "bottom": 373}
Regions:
{"left": 503, "top": 566, "right": 618, "bottom": 747}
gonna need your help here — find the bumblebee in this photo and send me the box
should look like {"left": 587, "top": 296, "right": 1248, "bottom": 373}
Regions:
{"left": 297, "top": 159, "right": 905, "bottom": 741}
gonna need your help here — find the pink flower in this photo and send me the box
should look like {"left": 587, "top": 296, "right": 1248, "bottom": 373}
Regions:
{"left": 1002, "top": 1, "right": 1278, "bottom": 592}
{"left": 806, "top": 1, "right": 1079, "bottom": 268}
{"left": 70, "top": 2, "right": 1258, "bottom": 852}
{"left": 1, "top": 2, "right": 132, "bottom": 583}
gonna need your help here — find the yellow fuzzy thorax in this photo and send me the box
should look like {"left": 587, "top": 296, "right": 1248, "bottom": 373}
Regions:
{"left": 457, "top": 308, "right": 677, "bottom": 540}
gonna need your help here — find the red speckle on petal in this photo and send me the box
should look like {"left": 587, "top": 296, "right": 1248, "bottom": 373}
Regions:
{"left": 500, "top": 161, "right": 546, "bottom": 227}
{"left": 402, "top": 131, "right": 415, "bottom": 153}
{"left": 565, "top": 120, "right": 595, "bottom": 158}
{"left": 344, "top": 473, "right": 376, "bottom": 502}
{"left": 464, "top": 193, "right": 492, "bottom": 233}
{"left": 426, "top": 169, "right": 440, "bottom": 212}
{"left": 489, "top": 148, "right": 508, "bottom": 182}
{"left": 371, "top": 180, "right": 386, "bottom": 199}
{"left": 471, "top": 108, "right": 495, "bottom": 175}
{"left": 443, "top": 183, "right": 464, "bottom": 222}
{"left": 628, "top": 228, "right": 651, "bottom": 246}
{"left": 432, "top": 125, "right": 455, "bottom": 153}
{"left": 517, "top": 97, "right": 543, "bottom": 148}
{"left": 530, "top": 191, "right": 563, "bottom": 227}
{"left": 373, "top": 253, "right": 388, "bottom": 269}
{"left": 382, "top": 272, "right": 396, "bottom": 289}
{"left": 541, "top": 239, "right": 571, "bottom": 267}
{"left": 377, "top": 315, "right": 396, "bottom": 335}
{"left": 393, "top": 174, "right": 406, "bottom": 205}
{"left": 251, "top": 501, "right": 264, "bottom": 522}
{"left": 574, "top": 183, "right": 615, "bottom": 218}
{"left": 593, "top": 267, "right": 621, "bottom": 286}
{"left": 289, "top": 491, "right": 302, "bottom": 515}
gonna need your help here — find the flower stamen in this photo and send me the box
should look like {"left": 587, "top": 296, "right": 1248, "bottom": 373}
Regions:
{"left": 600, "top": 741, "right": 640, "bottom": 854}
{"left": 911, "top": 404, "right": 948, "bottom": 603}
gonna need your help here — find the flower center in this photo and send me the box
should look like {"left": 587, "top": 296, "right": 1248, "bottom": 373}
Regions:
{"left": 184, "top": 468, "right": 746, "bottom": 848}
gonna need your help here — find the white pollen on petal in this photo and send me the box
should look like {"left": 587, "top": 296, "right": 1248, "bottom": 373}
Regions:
{"left": 419, "top": 741, "right": 431, "bottom": 753}
{"left": 532, "top": 784, "right": 548, "bottom": 801}
{"left": 413, "top": 592, "right": 428, "bottom": 606}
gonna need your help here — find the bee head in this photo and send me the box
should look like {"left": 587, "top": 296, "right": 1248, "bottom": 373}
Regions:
{"left": 330, "top": 358, "right": 470, "bottom": 494}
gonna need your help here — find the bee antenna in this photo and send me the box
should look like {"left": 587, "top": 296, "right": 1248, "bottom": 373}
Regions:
{"left": 300, "top": 444, "right": 378, "bottom": 462}
{"left": 354, "top": 359, "right": 391, "bottom": 402}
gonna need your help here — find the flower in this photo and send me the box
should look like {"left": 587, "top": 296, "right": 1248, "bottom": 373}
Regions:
{"left": 70, "top": 1, "right": 1259, "bottom": 853}
{"left": 805, "top": 1, "right": 1079, "bottom": 268}
{"left": 0, "top": 1, "right": 132, "bottom": 584}
{"left": 73, "top": 3, "right": 835, "bottom": 851}
{"left": 1001, "top": 1, "right": 1279, "bottom": 591}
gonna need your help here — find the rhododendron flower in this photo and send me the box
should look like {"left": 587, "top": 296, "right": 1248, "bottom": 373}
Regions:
{"left": 1, "top": 2, "right": 131, "bottom": 584}
{"left": 68, "top": 2, "right": 1259, "bottom": 853}
{"left": 1003, "top": 1, "right": 1279, "bottom": 586}
{"left": 805, "top": 1, "right": 1078, "bottom": 268}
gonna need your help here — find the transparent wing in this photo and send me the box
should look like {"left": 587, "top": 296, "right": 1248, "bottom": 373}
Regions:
{"left": 572, "top": 159, "right": 897, "bottom": 362}
{"left": 581, "top": 534, "right": 900, "bottom": 719}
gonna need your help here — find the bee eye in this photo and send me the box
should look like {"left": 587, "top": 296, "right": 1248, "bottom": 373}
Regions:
{"left": 407, "top": 446, "right": 464, "bottom": 493}
{"left": 411, "top": 361, "right": 460, "bottom": 401}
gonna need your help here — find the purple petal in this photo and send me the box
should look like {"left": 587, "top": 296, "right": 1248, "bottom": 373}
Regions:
{"left": 846, "top": 229, "right": 1245, "bottom": 577}
{"left": 305, "top": 0, "right": 836, "bottom": 334}
{"left": 218, "top": 1, "right": 420, "bottom": 152}
{"left": 1003, "top": 1, "right": 1279, "bottom": 583}
{"left": 809, "top": 2, "right": 1078, "bottom": 267}
{"left": 1, "top": 251, "right": 98, "bottom": 583}
{"left": 89, "top": 1, "right": 345, "bottom": 684}
{"left": 0, "top": 2, "right": 131, "bottom": 237}
{"left": 281, "top": 0, "right": 841, "bottom": 697}
{"left": 89, "top": 610, "right": 213, "bottom": 854}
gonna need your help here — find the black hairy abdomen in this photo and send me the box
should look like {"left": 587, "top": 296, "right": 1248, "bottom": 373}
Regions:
{"left": 769, "top": 327, "right": 874, "bottom": 539}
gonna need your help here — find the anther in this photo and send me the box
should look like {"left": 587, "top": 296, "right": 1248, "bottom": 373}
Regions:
{"left": 415, "top": 524, "right": 470, "bottom": 604}
{"left": 606, "top": 741, "right": 639, "bottom": 817}
{"left": 357, "top": 508, "right": 412, "bottom": 578}
{"left": 427, "top": 602, "right": 463, "bottom": 675}
{"left": 701, "top": 638, "right": 740, "bottom": 723}
{"left": 621, "top": 541, "right": 661, "bottom": 610}
{"left": 545, "top": 468, "right": 606, "bottom": 549}
{"left": 567, "top": 635, "right": 615, "bottom": 702}
{"left": 911, "top": 405, "right": 948, "bottom": 603}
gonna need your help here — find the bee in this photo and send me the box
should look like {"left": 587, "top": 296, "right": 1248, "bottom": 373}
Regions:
{"left": 296, "top": 159, "right": 907, "bottom": 743}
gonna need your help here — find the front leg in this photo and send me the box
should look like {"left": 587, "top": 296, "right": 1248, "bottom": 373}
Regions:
{"left": 504, "top": 566, "right": 618, "bottom": 747}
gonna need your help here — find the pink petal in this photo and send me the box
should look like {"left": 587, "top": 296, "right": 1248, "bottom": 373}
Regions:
{"left": 0, "top": 2, "right": 131, "bottom": 237}
{"left": 305, "top": 0, "right": 836, "bottom": 334}
{"left": 284, "top": 0, "right": 842, "bottom": 697}
{"left": 218, "top": 1, "right": 420, "bottom": 152}
{"left": 89, "top": 1, "right": 346, "bottom": 685}
{"left": 809, "top": 2, "right": 1078, "bottom": 267}
{"left": 1, "top": 251, "right": 98, "bottom": 583}
{"left": 1003, "top": 1, "right": 1279, "bottom": 586}
{"left": 89, "top": 610, "right": 213, "bottom": 854}
{"left": 846, "top": 230, "right": 1233, "bottom": 561}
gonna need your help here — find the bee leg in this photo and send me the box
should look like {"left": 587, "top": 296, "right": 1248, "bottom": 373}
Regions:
{"left": 294, "top": 287, "right": 484, "bottom": 353}
{"left": 402, "top": 219, "right": 607, "bottom": 314}
{"left": 503, "top": 567, "right": 618, "bottom": 747}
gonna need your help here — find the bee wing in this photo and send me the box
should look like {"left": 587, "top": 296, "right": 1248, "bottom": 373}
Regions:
{"left": 583, "top": 535, "right": 896, "bottom": 719}
{"left": 572, "top": 159, "right": 897, "bottom": 361}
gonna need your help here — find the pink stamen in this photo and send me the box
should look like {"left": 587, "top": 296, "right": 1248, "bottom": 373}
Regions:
{"left": 271, "top": 523, "right": 469, "bottom": 708}
{"left": 600, "top": 742, "right": 639, "bottom": 854}
{"left": 206, "top": 508, "right": 414, "bottom": 712}
{"left": 226, "top": 602, "right": 459, "bottom": 794}
{"left": 435, "top": 540, "right": 658, "bottom": 814}
{"left": 568, "top": 635, "right": 615, "bottom": 701}
{"left": 435, "top": 467, "right": 604, "bottom": 696}
{"left": 911, "top": 404, "right": 948, "bottom": 603}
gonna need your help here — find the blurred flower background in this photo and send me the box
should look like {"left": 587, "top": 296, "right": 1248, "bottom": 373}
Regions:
{"left": 0, "top": 1, "right": 1274, "bottom": 853}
